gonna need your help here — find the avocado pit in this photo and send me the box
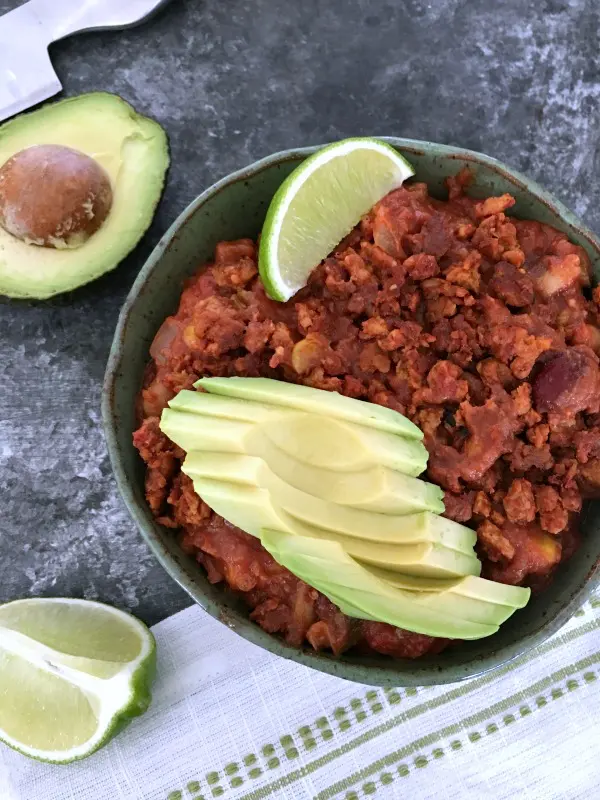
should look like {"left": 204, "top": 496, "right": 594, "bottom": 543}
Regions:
{"left": 0, "top": 144, "right": 112, "bottom": 248}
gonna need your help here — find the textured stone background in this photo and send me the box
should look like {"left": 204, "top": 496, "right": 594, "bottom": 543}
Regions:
{"left": 1, "top": 0, "right": 598, "bottom": 625}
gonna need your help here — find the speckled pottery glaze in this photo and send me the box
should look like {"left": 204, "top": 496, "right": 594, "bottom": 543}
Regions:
{"left": 103, "top": 138, "right": 600, "bottom": 687}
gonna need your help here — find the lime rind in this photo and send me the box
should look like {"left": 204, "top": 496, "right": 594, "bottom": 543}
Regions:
{"left": 259, "top": 137, "right": 414, "bottom": 302}
{"left": 0, "top": 598, "right": 156, "bottom": 764}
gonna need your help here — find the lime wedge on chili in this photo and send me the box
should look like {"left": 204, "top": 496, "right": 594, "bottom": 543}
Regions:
{"left": 258, "top": 137, "right": 414, "bottom": 302}
{"left": 0, "top": 597, "right": 156, "bottom": 763}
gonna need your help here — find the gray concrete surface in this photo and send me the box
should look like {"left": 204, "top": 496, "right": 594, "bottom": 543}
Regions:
{"left": 1, "top": 0, "right": 599, "bottom": 625}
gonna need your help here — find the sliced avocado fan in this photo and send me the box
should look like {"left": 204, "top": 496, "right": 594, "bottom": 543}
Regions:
{"left": 158, "top": 378, "right": 532, "bottom": 637}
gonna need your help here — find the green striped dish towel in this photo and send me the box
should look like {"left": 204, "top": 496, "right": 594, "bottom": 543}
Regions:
{"left": 2, "top": 596, "right": 599, "bottom": 800}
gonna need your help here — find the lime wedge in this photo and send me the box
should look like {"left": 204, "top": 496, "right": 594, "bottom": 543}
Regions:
{"left": 258, "top": 137, "right": 414, "bottom": 301}
{"left": 0, "top": 598, "right": 156, "bottom": 763}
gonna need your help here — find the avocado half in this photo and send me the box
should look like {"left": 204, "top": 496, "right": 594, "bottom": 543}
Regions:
{"left": 0, "top": 93, "right": 169, "bottom": 299}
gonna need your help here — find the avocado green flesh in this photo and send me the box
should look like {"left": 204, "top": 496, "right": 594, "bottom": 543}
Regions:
{"left": 261, "top": 531, "right": 499, "bottom": 639}
{"left": 252, "top": 436, "right": 443, "bottom": 515}
{"left": 0, "top": 93, "right": 169, "bottom": 299}
{"left": 183, "top": 451, "right": 473, "bottom": 552}
{"left": 165, "top": 396, "right": 427, "bottom": 475}
{"left": 262, "top": 411, "right": 427, "bottom": 475}
{"left": 366, "top": 566, "right": 531, "bottom": 608}
{"left": 169, "top": 390, "right": 275, "bottom": 423}
{"left": 161, "top": 409, "right": 253, "bottom": 453}
{"left": 313, "top": 587, "right": 514, "bottom": 627}
{"left": 322, "top": 535, "right": 481, "bottom": 578}
{"left": 196, "top": 377, "right": 423, "bottom": 439}
{"left": 186, "top": 475, "right": 480, "bottom": 578}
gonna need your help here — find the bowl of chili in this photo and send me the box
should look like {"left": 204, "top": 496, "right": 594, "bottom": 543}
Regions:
{"left": 103, "top": 138, "right": 600, "bottom": 686}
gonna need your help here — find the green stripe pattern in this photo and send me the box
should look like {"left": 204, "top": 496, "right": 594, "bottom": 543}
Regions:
{"left": 165, "top": 597, "right": 600, "bottom": 800}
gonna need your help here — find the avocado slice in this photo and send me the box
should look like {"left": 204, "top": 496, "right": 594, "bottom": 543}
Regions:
{"left": 196, "top": 377, "right": 423, "bottom": 439}
{"left": 355, "top": 568, "right": 530, "bottom": 626}
{"left": 299, "top": 577, "right": 523, "bottom": 627}
{"left": 328, "top": 589, "right": 526, "bottom": 627}
{"left": 162, "top": 402, "right": 428, "bottom": 475}
{"left": 186, "top": 472, "right": 481, "bottom": 578}
{"left": 323, "top": 590, "right": 501, "bottom": 626}
{"left": 183, "top": 451, "right": 473, "bottom": 553}
{"left": 161, "top": 409, "right": 253, "bottom": 454}
{"left": 0, "top": 93, "right": 169, "bottom": 298}
{"left": 169, "top": 390, "right": 275, "bottom": 423}
{"left": 366, "top": 567, "right": 531, "bottom": 607}
{"left": 260, "top": 530, "right": 498, "bottom": 639}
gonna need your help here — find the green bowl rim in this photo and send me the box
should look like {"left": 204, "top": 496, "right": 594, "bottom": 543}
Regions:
{"left": 102, "top": 137, "right": 600, "bottom": 686}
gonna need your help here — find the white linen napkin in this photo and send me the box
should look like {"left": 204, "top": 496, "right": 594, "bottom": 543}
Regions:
{"left": 2, "top": 593, "right": 599, "bottom": 800}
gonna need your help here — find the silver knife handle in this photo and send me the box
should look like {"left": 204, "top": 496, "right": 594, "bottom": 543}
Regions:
{"left": 30, "top": 0, "right": 173, "bottom": 42}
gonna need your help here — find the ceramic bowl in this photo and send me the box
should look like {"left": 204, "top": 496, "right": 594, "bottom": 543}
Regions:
{"left": 103, "top": 138, "right": 600, "bottom": 686}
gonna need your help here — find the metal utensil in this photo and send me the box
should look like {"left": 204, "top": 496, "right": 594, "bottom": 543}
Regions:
{"left": 0, "top": 0, "right": 172, "bottom": 122}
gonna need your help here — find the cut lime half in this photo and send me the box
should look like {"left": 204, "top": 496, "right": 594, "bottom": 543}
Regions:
{"left": 258, "top": 137, "right": 414, "bottom": 301}
{"left": 0, "top": 598, "right": 156, "bottom": 764}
